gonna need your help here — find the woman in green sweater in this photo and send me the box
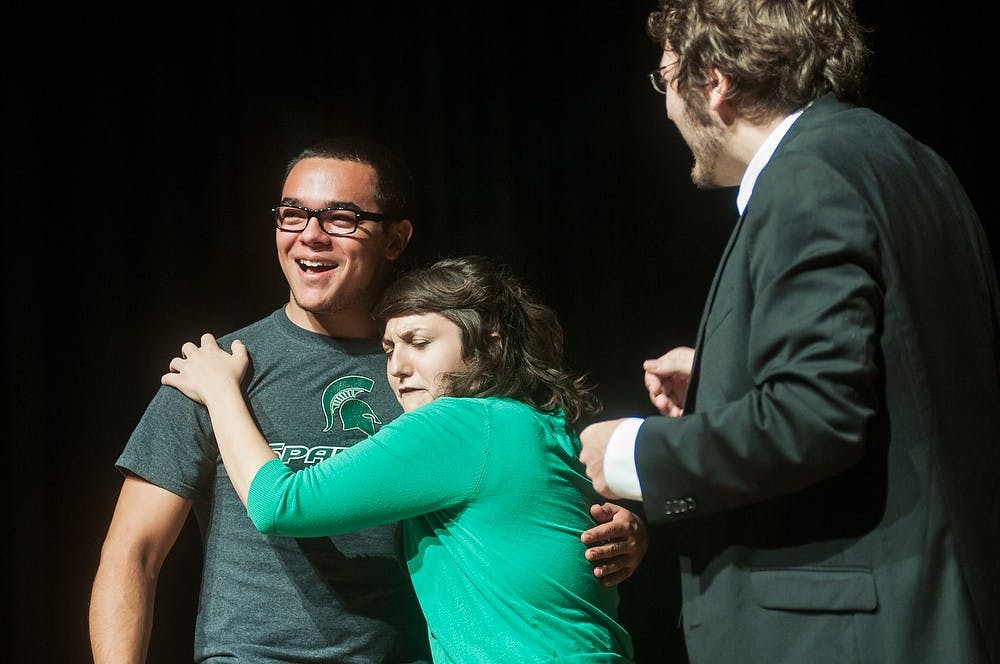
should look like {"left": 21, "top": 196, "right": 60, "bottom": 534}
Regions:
{"left": 162, "top": 255, "right": 637, "bottom": 662}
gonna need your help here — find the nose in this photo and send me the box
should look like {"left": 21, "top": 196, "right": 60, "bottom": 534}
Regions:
{"left": 298, "top": 215, "right": 331, "bottom": 244}
{"left": 387, "top": 347, "right": 411, "bottom": 378}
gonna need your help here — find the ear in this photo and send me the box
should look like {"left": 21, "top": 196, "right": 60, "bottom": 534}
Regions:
{"left": 383, "top": 218, "right": 413, "bottom": 260}
{"left": 706, "top": 67, "right": 730, "bottom": 112}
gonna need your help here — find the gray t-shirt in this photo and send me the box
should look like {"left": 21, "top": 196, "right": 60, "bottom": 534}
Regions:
{"left": 117, "top": 307, "right": 429, "bottom": 663}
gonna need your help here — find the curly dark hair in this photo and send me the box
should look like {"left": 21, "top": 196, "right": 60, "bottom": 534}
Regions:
{"left": 373, "top": 255, "right": 601, "bottom": 426}
{"left": 647, "top": 0, "right": 869, "bottom": 122}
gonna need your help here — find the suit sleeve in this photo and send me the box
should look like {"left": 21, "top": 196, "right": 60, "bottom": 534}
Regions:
{"left": 246, "top": 397, "right": 490, "bottom": 536}
{"left": 637, "top": 152, "right": 882, "bottom": 522}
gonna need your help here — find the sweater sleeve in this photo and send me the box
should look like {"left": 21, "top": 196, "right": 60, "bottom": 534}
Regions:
{"left": 247, "top": 397, "right": 491, "bottom": 536}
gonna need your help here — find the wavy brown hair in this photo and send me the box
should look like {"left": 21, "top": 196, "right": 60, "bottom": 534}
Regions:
{"left": 647, "top": 0, "right": 869, "bottom": 123}
{"left": 373, "top": 255, "right": 601, "bottom": 426}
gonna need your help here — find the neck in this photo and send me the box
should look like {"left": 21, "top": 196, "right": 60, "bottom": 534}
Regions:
{"left": 284, "top": 302, "right": 379, "bottom": 339}
{"left": 724, "top": 114, "right": 786, "bottom": 184}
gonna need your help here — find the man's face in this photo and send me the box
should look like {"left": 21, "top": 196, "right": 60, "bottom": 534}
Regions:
{"left": 660, "top": 49, "right": 727, "bottom": 189}
{"left": 276, "top": 158, "right": 409, "bottom": 334}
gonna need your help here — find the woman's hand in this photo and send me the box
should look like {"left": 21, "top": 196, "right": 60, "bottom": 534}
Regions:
{"left": 161, "top": 334, "right": 249, "bottom": 407}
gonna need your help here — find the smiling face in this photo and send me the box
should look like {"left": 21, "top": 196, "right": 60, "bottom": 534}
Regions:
{"left": 276, "top": 157, "right": 411, "bottom": 337}
{"left": 382, "top": 312, "right": 468, "bottom": 412}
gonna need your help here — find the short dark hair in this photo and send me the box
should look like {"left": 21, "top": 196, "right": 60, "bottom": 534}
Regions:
{"left": 286, "top": 136, "right": 414, "bottom": 220}
{"left": 374, "top": 255, "right": 601, "bottom": 426}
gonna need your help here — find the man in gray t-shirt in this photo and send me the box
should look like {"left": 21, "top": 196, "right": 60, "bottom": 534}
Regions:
{"left": 90, "top": 136, "right": 429, "bottom": 663}
{"left": 118, "top": 310, "right": 429, "bottom": 661}
{"left": 90, "top": 136, "right": 648, "bottom": 663}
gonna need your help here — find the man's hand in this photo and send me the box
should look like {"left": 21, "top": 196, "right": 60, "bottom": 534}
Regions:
{"left": 644, "top": 346, "right": 695, "bottom": 416}
{"left": 581, "top": 503, "right": 648, "bottom": 587}
{"left": 579, "top": 419, "right": 627, "bottom": 499}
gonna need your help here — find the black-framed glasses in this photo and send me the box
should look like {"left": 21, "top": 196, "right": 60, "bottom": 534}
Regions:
{"left": 648, "top": 61, "right": 679, "bottom": 95}
{"left": 272, "top": 204, "right": 393, "bottom": 236}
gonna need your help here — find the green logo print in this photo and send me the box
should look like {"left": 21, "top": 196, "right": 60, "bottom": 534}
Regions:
{"left": 321, "top": 375, "right": 383, "bottom": 436}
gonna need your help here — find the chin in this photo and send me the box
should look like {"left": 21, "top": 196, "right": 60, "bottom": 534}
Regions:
{"left": 401, "top": 395, "right": 433, "bottom": 412}
{"left": 691, "top": 163, "right": 725, "bottom": 190}
{"left": 291, "top": 289, "right": 355, "bottom": 317}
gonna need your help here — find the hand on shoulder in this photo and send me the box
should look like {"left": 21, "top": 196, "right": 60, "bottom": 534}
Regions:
{"left": 161, "top": 334, "right": 249, "bottom": 406}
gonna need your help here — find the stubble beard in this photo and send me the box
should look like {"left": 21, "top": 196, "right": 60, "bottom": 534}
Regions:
{"left": 291, "top": 286, "right": 373, "bottom": 320}
{"left": 681, "top": 93, "right": 726, "bottom": 189}
{"left": 689, "top": 125, "right": 725, "bottom": 189}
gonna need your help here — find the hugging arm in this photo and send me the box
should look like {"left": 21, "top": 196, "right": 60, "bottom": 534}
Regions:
{"left": 582, "top": 502, "right": 648, "bottom": 586}
{"left": 161, "top": 334, "right": 276, "bottom": 503}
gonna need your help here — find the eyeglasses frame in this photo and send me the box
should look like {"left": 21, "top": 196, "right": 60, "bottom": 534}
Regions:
{"left": 271, "top": 204, "right": 394, "bottom": 236}
{"left": 648, "top": 60, "right": 680, "bottom": 95}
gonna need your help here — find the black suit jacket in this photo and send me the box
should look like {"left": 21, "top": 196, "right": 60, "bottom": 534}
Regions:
{"left": 636, "top": 94, "right": 1000, "bottom": 663}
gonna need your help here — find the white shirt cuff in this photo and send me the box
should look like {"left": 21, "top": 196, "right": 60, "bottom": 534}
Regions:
{"left": 604, "top": 417, "right": 644, "bottom": 501}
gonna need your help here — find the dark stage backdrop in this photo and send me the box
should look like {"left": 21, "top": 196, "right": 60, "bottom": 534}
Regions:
{"left": 6, "top": 2, "right": 991, "bottom": 662}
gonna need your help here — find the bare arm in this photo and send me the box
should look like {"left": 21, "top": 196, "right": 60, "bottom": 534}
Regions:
{"left": 161, "top": 334, "right": 276, "bottom": 503}
{"left": 90, "top": 475, "right": 192, "bottom": 664}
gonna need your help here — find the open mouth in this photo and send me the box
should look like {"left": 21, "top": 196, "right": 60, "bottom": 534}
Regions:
{"left": 297, "top": 259, "right": 335, "bottom": 273}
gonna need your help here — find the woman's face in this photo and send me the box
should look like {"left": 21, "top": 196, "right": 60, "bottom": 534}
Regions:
{"left": 382, "top": 312, "right": 467, "bottom": 412}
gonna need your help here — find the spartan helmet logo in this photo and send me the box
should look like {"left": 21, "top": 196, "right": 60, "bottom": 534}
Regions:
{"left": 321, "top": 376, "right": 383, "bottom": 436}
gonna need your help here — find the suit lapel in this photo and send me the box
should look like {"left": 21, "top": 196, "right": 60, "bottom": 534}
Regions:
{"left": 685, "top": 210, "right": 747, "bottom": 414}
{"left": 682, "top": 97, "right": 846, "bottom": 413}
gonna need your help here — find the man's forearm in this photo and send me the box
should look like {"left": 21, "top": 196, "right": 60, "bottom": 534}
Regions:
{"left": 90, "top": 557, "right": 156, "bottom": 664}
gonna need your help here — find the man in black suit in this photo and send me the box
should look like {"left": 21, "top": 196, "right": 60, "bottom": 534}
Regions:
{"left": 579, "top": 1, "right": 1000, "bottom": 662}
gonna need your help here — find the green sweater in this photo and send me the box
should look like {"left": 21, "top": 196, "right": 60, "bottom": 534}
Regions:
{"left": 248, "top": 396, "right": 634, "bottom": 662}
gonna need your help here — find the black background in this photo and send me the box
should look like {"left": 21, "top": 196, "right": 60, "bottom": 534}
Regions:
{"left": 6, "top": 2, "right": 991, "bottom": 662}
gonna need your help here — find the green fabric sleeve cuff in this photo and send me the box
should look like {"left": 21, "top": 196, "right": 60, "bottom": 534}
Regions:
{"left": 246, "top": 457, "right": 291, "bottom": 533}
